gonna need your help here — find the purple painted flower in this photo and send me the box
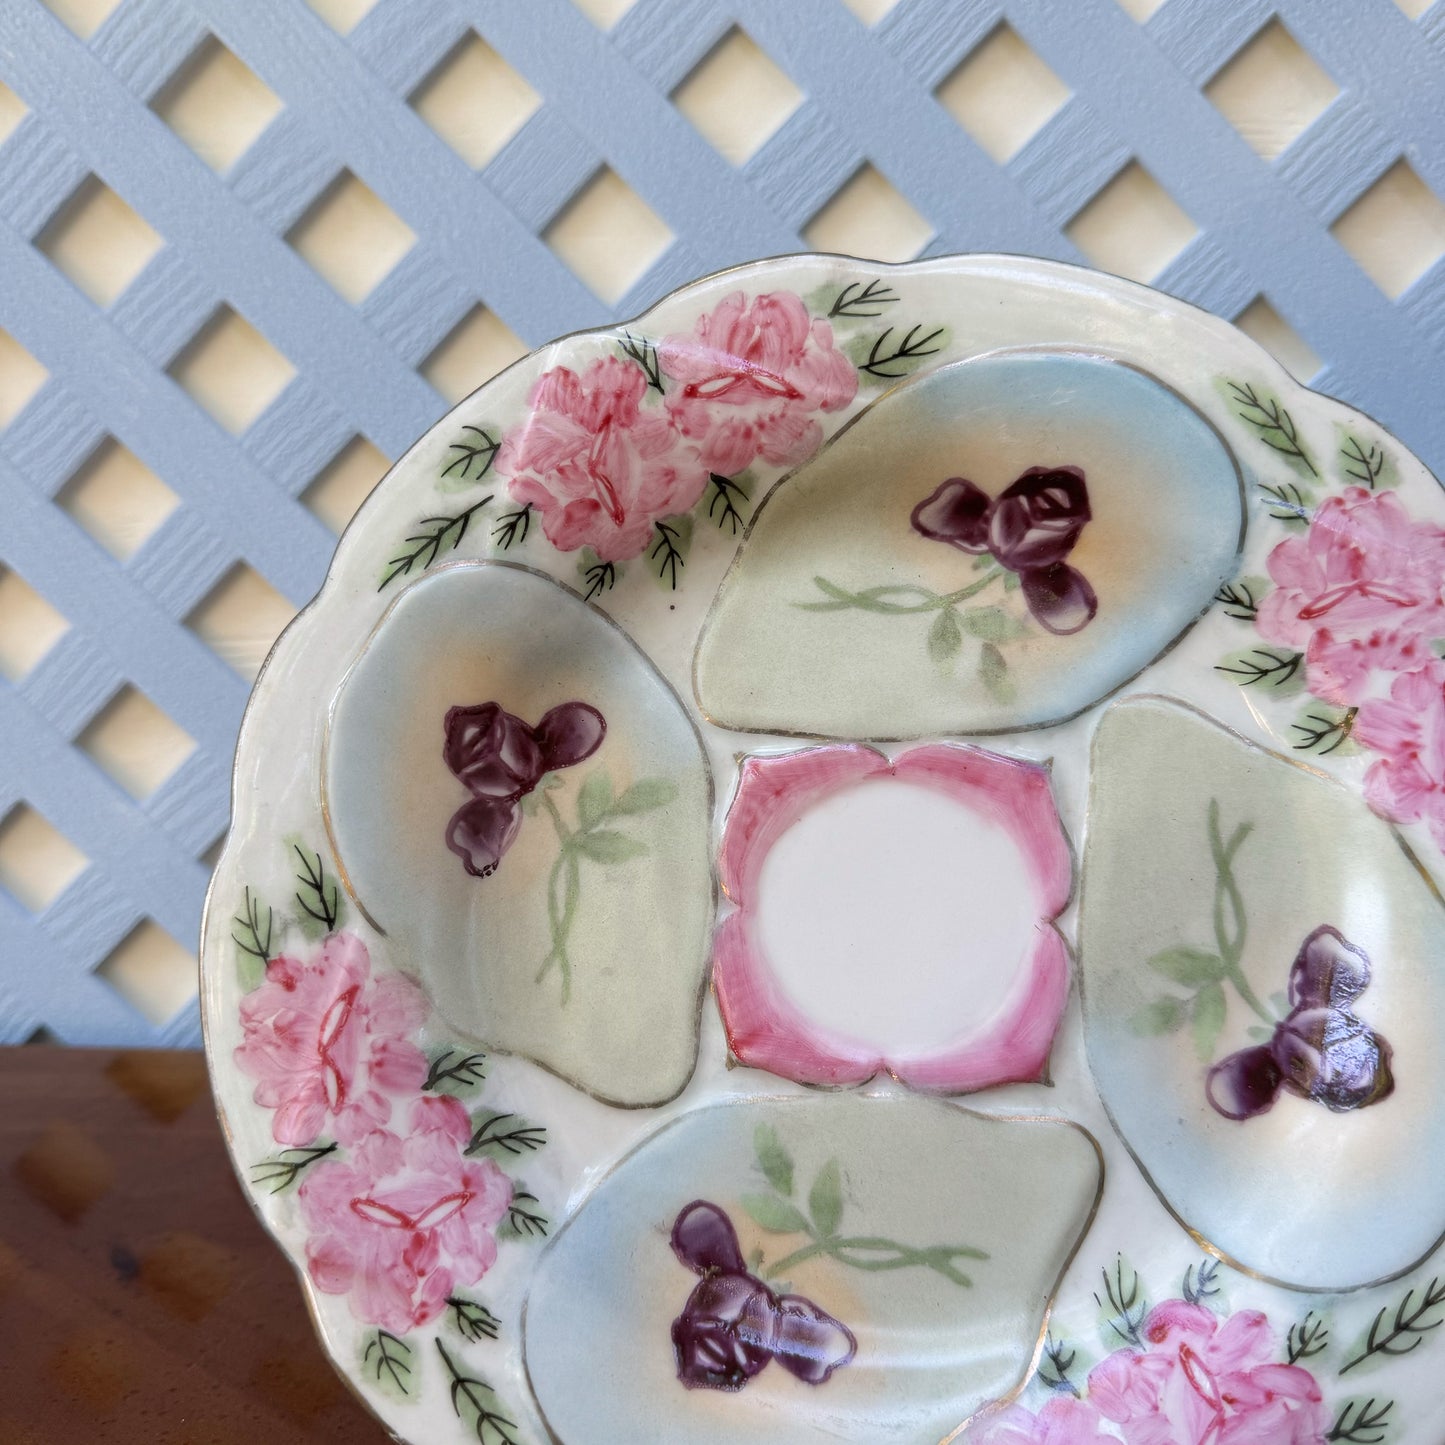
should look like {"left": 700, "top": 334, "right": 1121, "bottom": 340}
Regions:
{"left": 443, "top": 700, "right": 605, "bottom": 878}
{"left": 772, "top": 1294, "right": 857, "bottom": 1385}
{"left": 672, "top": 1271, "right": 778, "bottom": 1391}
{"left": 1207, "top": 925, "right": 1394, "bottom": 1121}
{"left": 1205, "top": 1044, "right": 1282, "bottom": 1122}
{"left": 1288, "top": 924, "right": 1371, "bottom": 1010}
{"left": 669, "top": 1199, "right": 856, "bottom": 1394}
{"left": 911, "top": 466, "right": 1098, "bottom": 635}
{"left": 1272, "top": 1007, "right": 1394, "bottom": 1112}
{"left": 672, "top": 1199, "right": 747, "bottom": 1275}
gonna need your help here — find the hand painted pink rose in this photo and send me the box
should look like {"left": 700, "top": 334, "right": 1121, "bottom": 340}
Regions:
{"left": 1355, "top": 658, "right": 1445, "bottom": 849}
{"left": 497, "top": 354, "right": 709, "bottom": 562}
{"left": 1255, "top": 486, "right": 1445, "bottom": 705}
{"left": 659, "top": 290, "right": 857, "bottom": 476}
{"left": 235, "top": 931, "right": 429, "bottom": 1147}
{"left": 964, "top": 1395, "right": 1115, "bottom": 1444}
{"left": 1087, "top": 1300, "right": 1326, "bottom": 1445}
{"left": 299, "top": 1101, "right": 513, "bottom": 1335}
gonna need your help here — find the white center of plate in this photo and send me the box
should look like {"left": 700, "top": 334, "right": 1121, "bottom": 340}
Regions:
{"left": 754, "top": 777, "right": 1036, "bottom": 1056}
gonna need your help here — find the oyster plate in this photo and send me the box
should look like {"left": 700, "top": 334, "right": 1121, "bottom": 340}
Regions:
{"left": 202, "top": 253, "right": 1445, "bottom": 1444}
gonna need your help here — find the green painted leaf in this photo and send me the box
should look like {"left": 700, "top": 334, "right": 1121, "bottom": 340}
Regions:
{"left": 928, "top": 607, "right": 963, "bottom": 664}
{"left": 574, "top": 829, "right": 647, "bottom": 864}
{"left": 1147, "top": 947, "right": 1227, "bottom": 986}
{"left": 741, "top": 1193, "right": 811, "bottom": 1235}
{"left": 1131, "top": 996, "right": 1187, "bottom": 1035}
{"left": 575, "top": 770, "right": 613, "bottom": 828}
{"left": 236, "top": 948, "right": 265, "bottom": 994}
{"left": 1003, "top": 569, "right": 1021, "bottom": 592}
{"left": 960, "top": 605, "right": 1028, "bottom": 642}
{"left": 979, "top": 642, "right": 1017, "bottom": 702}
{"left": 1246, "top": 1024, "right": 1273, "bottom": 1042}
{"left": 1193, "top": 981, "right": 1227, "bottom": 1062}
{"left": 1216, "top": 646, "right": 1305, "bottom": 697}
{"left": 754, "top": 1124, "right": 794, "bottom": 1196}
{"left": 809, "top": 1159, "right": 844, "bottom": 1238}
{"left": 611, "top": 778, "right": 679, "bottom": 815}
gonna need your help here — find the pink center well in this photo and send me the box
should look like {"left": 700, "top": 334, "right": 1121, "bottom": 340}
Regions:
{"left": 712, "top": 743, "right": 1072, "bottom": 1094}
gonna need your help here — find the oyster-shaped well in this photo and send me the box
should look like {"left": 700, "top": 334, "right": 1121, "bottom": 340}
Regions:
{"left": 694, "top": 350, "right": 1243, "bottom": 738}
{"left": 324, "top": 563, "right": 714, "bottom": 1106}
{"left": 1081, "top": 696, "right": 1445, "bottom": 1289}
{"left": 524, "top": 1094, "right": 1101, "bottom": 1443}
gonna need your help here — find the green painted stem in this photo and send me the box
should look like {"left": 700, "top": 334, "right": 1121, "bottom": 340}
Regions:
{"left": 1207, "top": 800, "right": 1273, "bottom": 1025}
{"left": 806, "top": 569, "right": 1004, "bottom": 614}
{"left": 764, "top": 1233, "right": 987, "bottom": 1286}
{"left": 535, "top": 793, "right": 578, "bottom": 1001}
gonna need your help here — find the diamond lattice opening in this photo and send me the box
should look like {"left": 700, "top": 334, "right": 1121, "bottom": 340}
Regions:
{"left": 838, "top": 0, "right": 901, "bottom": 23}
{"left": 303, "top": 439, "right": 390, "bottom": 537}
{"left": 804, "top": 162, "right": 934, "bottom": 263}
{"left": 936, "top": 22, "right": 1070, "bottom": 164}
{"left": 57, "top": 439, "right": 179, "bottom": 562}
{"left": 570, "top": 0, "right": 638, "bottom": 30}
{"left": 421, "top": 304, "right": 527, "bottom": 405}
{"left": 304, "top": 0, "right": 379, "bottom": 31}
{"left": 40, "top": 0, "right": 120, "bottom": 39}
{"left": 37, "top": 176, "right": 163, "bottom": 309}
{"left": 1206, "top": 20, "right": 1338, "bottom": 163}
{"left": 1114, "top": 0, "right": 1166, "bottom": 19}
{"left": 544, "top": 168, "right": 673, "bottom": 304}
{"left": 410, "top": 32, "right": 541, "bottom": 170}
{"left": 95, "top": 921, "right": 197, "bottom": 1026}
{"left": 0, "top": 804, "right": 89, "bottom": 913}
{"left": 0, "top": 328, "right": 48, "bottom": 428}
{"left": 0, "top": 80, "right": 28, "bottom": 147}
{"left": 673, "top": 27, "right": 803, "bottom": 168}
{"left": 286, "top": 170, "right": 415, "bottom": 305}
{"left": 77, "top": 685, "right": 197, "bottom": 801}
{"left": 1332, "top": 159, "right": 1445, "bottom": 299}
{"left": 1066, "top": 160, "right": 1198, "bottom": 283}
{"left": 1395, "top": 0, "right": 1433, "bottom": 17}
{"left": 0, "top": 568, "right": 68, "bottom": 682}
{"left": 168, "top": 306, "right": 295, "bottom": 434}
{"left": 185, "top": 562, "right": 295, "bottom": 682}
{"left": 152, "top": 36, "right": 282, "bottom": 174}
{"left": 1234, "top": 296, "right": 1322, "bottom": 382}
{"left": 303, "top": 435, "right": 389, "bottom": 534}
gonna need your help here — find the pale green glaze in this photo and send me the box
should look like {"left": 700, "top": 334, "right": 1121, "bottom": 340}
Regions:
{"left": 325, "top": 563, "right": 714, "bottom": 1106}
{"left": 694, "top": 352, "right": 1243, "bottom": 738}
{"left": 1081, "top": 696, "right": 1445, "bottom": 1290}
{"left": 524, "top": 1093, "right": 1101, "bottom": 1444}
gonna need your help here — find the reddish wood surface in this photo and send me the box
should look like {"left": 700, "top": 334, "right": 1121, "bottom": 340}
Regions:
{"left": 0, "top": 1046, "right": 389, "bottom": 1443}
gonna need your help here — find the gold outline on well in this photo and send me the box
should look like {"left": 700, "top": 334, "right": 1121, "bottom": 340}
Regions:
{"left": 688, "top": 343, "right": 1249, "bottom": 744}
{"left": 516, "top": 1091, "right": 1106, "bottom": 1445}
{"left": 318, "top": 557, "right": 721, "bottom": 1114}
{"left": 1076, "top": 691, "right": 1445, "bottom": 1296}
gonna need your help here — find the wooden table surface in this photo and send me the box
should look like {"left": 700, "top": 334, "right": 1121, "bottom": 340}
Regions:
{"left": 0, "top": 1046, "right": 389, "bottom": 1443}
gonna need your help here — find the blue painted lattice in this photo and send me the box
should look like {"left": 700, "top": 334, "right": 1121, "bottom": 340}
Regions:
{"left": 1, "top": 0, "right": 1444, "bottom": 1046}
